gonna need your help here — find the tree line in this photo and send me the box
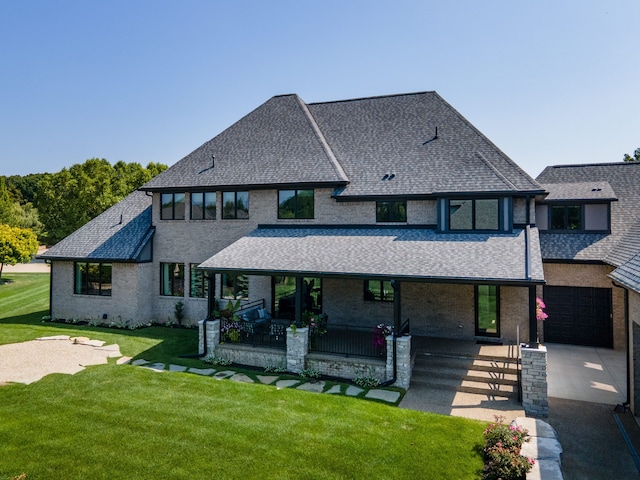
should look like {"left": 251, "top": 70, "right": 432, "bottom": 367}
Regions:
{"left": 0, "top": 158, "right": 166, "bottom": 280}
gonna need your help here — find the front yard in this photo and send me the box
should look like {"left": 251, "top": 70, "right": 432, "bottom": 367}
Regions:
{"left": 0, "top": 273, "right": 486, "bottom": 480}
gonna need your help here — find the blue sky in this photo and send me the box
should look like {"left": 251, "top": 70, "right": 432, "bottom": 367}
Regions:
{"left": 1, "top": 1, "right": 638, "bottom": 178}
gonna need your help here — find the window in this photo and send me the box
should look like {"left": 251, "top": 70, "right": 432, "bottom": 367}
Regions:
{"left": 449, "top": 199, "right": 499, "bottom": 230}
{"left": 189, "top": 264, "right": 209, "bottom": 298}
{"left": 376, "top": 201, "right": 407, "bottom": 222}
{"left": 550, "top": 205, "right": 582, "bottom": 230}
{"left": 161, "top": 263, "right": 184, "bottom": 296}
{"left": 221, "top": 273, "right": 248, "bottom": 300}
{"left": 278, "top": 189, "right": 314, "bottom": 219}
{"left": 476, "top": 284, "right": 499, "bottom": 337}
{"left": 222, "top": 191, "right": 249, "bottom": 219}
{"left": 74, "top": 262, "right": 112, "bottom": 296}
{"left": 191, "top": 192, "right": 216, "bottom": 220}
{"left": 364, "top": 280, "right": 394, "bottom": 302}
{"left": 161, "top": 193, "right": 185, "bottom": 220}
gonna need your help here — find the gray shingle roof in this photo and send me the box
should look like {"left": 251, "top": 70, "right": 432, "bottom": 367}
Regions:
{"left": 610, "top": 250, "right": 640, "bottom": 293}
{"left": 198, "top": 226, "right": 544, "bottom": 284}
{"left": 39, "top": 191, "right": 153, "bottom": 262}
{"left": 141, "top": 92, "right": 543, "bottom": 197}
{"left": 536, "top": 162, "right": 640, "bottom": 263}
{"left": 539, "top": 182, "right": 617, "bottom": 202}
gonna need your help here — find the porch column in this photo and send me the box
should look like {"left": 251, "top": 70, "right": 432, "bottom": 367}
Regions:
{"left": 206, "top": 273, "right": 215, "bottom": 319}
{"left": 529, "top": 285, "right": 538, "bottom": 347}
{"left": 295, "top": 276, "right": 303, "bottom": 325}
{"left": 392, "top": 279, "right": 401, "bottom": 333}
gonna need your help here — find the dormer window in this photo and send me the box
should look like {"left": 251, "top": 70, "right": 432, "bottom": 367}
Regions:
{"left": 376, "top": 201, "right": 407, "bottom": 223}
{"left": 449, "top": 199, "right": 499, "bottom": 231}
{"left": 550, "top": 205, "right": 581, "bottom": 230}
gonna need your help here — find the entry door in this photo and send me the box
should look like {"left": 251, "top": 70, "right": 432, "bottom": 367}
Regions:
{"left": 543, "top": 286, "right": 613, "bottom": 348}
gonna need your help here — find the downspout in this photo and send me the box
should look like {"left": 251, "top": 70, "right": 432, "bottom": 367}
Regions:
{"left": 613, "top": 281, "right": 631, "bottom": 408}
{"left": 524, "top": 196, "right": 538, "bottom": 347}
{"left": 47, "top": 260, "right": 52, "bottom": 318}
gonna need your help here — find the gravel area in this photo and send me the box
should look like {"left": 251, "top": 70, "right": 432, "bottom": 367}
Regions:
{"left": 0, "top": 336, "right": 122, "bottom": 385}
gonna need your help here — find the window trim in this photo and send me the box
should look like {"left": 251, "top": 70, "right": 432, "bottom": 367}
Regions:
{"left": 376, "top": 200, "right": 407, "bottom": 223}
{"left": 74, "top": 262, "right": 112, "bottom": 296}
{"left": 447, "top": 198, "right": 501, "bottom": 231}
{"left": 160, "top": 262, "right": 185, "bottom": 297}
{"left": 278, "top": 189, "right": 315, "bottom": 219}
{"left": 161, "top": 192, "right": 186, "bottom": 220}
{"left": 364, "top": 279, "right": 394, "bottom": 303}
{"left": 222, "top": 191, "right": 249, "bottom": 220}
{"left": 190, "top": 192, "right": 217, "bottom": 221}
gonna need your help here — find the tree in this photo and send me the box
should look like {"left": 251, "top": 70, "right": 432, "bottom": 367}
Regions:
{"left": 623, "top": 148, "right": 640, "bottom": 162}
{"left": 0, "top": 224, "right": 39, "bottom": 282}
{"left": 0, "top": 177, "right": 15, "bottom": 226}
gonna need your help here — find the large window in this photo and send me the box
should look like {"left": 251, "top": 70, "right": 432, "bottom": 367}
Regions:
{"left": 476, "top": 284, "right": 499, "bottom": 337}
{"left": 364, "top": 280, "right": 394, "bottom": 302}
{"left": 278, "top": 189, "right": 314, "bottom": 219}
{"left": 74, "top": 262, "right": 112, "bottom": 296}
{"left": 161, "top": 263, "right": 184, "bottom": 296}
{"left": 376, "top": 201, "right": 407, "bottom": 223}
{"left": 550, "top": 205, "right": 581, "bottom": 230}
{"left": 191, "top": 192, "right": 216, "bottom": 220}
{"left": 161, "top": 193, "right": 185, "bottom": 220}
{"left": 222, "top": 191, "right": 249, "bottom": 219}
{"left": 189, "top": 264, "right": 209, "bottom": 298}
{"left": 221, "top": 273, "right": 248, "bottom": 300}
{"left": 449, "top": 199, "right": 499, "bottom": 231}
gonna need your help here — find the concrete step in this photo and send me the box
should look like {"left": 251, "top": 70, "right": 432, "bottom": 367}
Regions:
{"left": 411, "top": 375, "right": 519, "bottom": 399}
{"left": 414, "top": 354, "right": 520, "bottom": 376}
{"left": 425, "top": 368, "right": 519, "bottom": 386}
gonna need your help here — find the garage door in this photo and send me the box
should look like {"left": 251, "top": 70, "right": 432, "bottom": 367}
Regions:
{"left": 543, "top": 286, "right": 613, "bottom": 348}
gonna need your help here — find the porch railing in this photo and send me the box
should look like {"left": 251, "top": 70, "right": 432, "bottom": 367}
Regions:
{"left": 310, "top": 324, "right": 386, "bottom": 359}
{"left": 219, "top": 317, "right": 287, "bottom": 350}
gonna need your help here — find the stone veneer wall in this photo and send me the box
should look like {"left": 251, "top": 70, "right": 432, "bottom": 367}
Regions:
{"left": 521, "top": 345, "right": 548, "bottom": 417}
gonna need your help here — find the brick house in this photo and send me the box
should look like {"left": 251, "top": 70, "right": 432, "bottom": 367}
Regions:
{"left": 40, "top": 91, "right": 547, "bottom": 384}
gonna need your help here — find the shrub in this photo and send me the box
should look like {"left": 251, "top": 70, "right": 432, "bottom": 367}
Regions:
{"left": 482, "top": 416, "right": 534, "bottom": 480}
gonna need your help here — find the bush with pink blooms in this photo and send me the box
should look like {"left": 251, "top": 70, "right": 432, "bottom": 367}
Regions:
{"left": 483, "top": 416, "right": 534, "bottom": 480}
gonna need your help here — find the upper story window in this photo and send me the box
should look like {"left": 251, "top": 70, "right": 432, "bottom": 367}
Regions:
{"left": 191, "top": 192, "right": 216, "bottom": 220}
{"left": 278, "top": 189, "right": 314, "bottom": 219}
{"left": 74, "top": 262, "right": 112, "bottom": 296}
{"left": 550, "top": 205, "right": 581, "bottom": 230}
{"left": 161, "top": 262, "right": 184, "bottom": 296}
{"left": 364, "top": 280, "right": 394, "bottom": 302}
{"left": 161, "top": 193, "right": 185, "bottom": 220}
{"left": 222, "top": 191, "right": 249, "bottom": 219}
{"left": 449, "top": 199, "right": 499, "bottom": 231}
{"left": 376, "top": 201, "right": 407, "bottom": 223}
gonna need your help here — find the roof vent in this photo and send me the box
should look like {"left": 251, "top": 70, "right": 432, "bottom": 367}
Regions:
{"left": 381, "top": 173, "right": 396, "bottom": 181}
{"left": 382, "top": 174, "right": 389, "bottom": 180}
{"left": 591, "top": 188, "right": 602, "bottom": 192}
{"left": 388, "top": 173, "right": 395, "bottom": 180}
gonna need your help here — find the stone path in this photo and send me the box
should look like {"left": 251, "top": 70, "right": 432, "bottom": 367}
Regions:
{"left": 125, "top": 358, "right": 402, "bottom": 405}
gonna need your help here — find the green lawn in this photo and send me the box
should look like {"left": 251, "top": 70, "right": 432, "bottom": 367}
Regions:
{"left": 0, "top": 273, "right": 486, "bottom": 480}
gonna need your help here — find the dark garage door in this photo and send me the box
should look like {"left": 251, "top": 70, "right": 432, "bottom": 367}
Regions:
{"left": 543, "top": 286, "right": 613, "bottom": 348}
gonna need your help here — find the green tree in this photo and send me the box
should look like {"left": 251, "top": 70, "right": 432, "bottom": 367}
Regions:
{"left": 0, "top": 177, "right": 16, "bottom": 226}
{"left": 0, "top": 224, "right": 39, "bottom": 282}
{"left": 623, "top": 148, "right": 640, "bottom": 162}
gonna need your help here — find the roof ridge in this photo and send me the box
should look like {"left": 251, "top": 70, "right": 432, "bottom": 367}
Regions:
{"left": 307, "top": 90, "right": 436, "bottom": 106}
{"left": 475, "top": 152, "right": 518, "bottom": 191}
{"left": 294, "top": 96, "right": 350, "bottom": 183}
{"left": 546, "top": 161, "right": 639, "bottom": 169}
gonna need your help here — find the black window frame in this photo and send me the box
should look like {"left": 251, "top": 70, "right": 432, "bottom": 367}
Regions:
{"left": 278, "top": 189, "right": 315, "bottom": 219}
{"left": 161, "top": 192, "right": 186, "bottom": 220}
{"left": 448, "top": 198, "right": 500, "bottom": 231}
{"left": 364, "top": 279, "right": 394, "bottom": 302}
{"left": 548, "top": 204, "right": 583, "bottom": 231}
{"left": 222, "top": 191, "right": 249, "bottom": 220}
{"left": 190, "top": 192, "right": 217, "bottom": 220}
{"left": 376, "top": 200, "right": 407, "bottom": 223}
{"left": 221, "top": 273, "right": 249, "bottom": 300}
{"left": 160, "top": 262, "right": 185, "bottom": 297}
{"left": 475, "top": 284, "right": 500, "bottom": 337}
{"left": 74, "top": 262, "right": 112, "bottom": 296}
{"left": 189, "top": 264, "right": 209, "bottom": 298}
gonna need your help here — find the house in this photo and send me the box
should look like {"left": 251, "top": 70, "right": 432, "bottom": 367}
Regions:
{"left": 40, "top": 91, "right": 547, "bottom": 385}
{"left": 535, "top": 162, "right": 640, "bottom": 352}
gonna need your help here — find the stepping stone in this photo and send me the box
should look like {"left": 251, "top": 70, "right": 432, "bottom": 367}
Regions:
{"left": 346, "top": 385, "right": 364, "bottom": 397}
{"left": 297, "top": 381, "right": 326, "bottom": 393}
{"left": 365, "top": 389, "right": 401, "bottom": 403}
{"left": 512, "top": 417, "right": 558, "bottom": 439}
{"left": 214, "top": 370, "right": 235, "bottom": 380}
{"left": 70, "top": 337, "right": 90, "bottom": 344}
{"left": 100, "top": 344, "right": 120, "bottom": 351}
{"left": 117, "top": 356, "right": 132, "bottom": 365}
{"left": 326, "top": 385, "right": 342, "bottom": 394}
{"left": 230, "top": 373, "right": 254, "bottom": 383}
{"left": 257, "top": 375, "right": 279, "bottom": 385}
{"left": 188, "top": 367, "right": 216, "bottom": 376}
{"left": 38, "top": 335, "right": 70, "bottom": 341}
{"left": 81, "top": 339, "right": 106, "bottom": 347}
{"left": 276, "top": 379, "right": 299, "bottom": 389}
{"left": 144, "top": 363, "right": 165, "bottom": 371}
{"left": 131, "top": 359, "right": 150, "bottom": 366}
{"left": 169, "top": 364, "right": 187, "bottom": 372}
{"left": 107, "top": 351, "right": 122, "bottom": 358}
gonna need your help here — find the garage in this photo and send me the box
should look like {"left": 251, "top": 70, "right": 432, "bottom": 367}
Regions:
{"left": 543, "top": 286, "right": 613, "bottom": 348}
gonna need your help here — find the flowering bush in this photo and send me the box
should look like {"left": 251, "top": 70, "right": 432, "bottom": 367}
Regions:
{"left": 536, "top": 297, "right": 548, "bottom": 321}
{"left": 483, "top": 416, "right": 534, "bottom": 480}
{"left": 372, "top": 324, "right": 393, "bottom": 355}
{"left": 221, "top": 319, "right": 241, "bottom": 343}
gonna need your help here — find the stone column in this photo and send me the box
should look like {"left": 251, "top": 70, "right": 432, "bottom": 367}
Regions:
{"left": 394, "top": 335, "right": 412, "bottom": 389}
{"left": 198, "top": 319, "right": 220, "bottom": 356}
{"left": 521, "top": 345, "right": 548, "bottom": 417}
{"left": 286, "top": 327, "right": 308, "bottom": 374}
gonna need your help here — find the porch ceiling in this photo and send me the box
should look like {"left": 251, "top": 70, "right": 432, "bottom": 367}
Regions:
{"left": 199, "top": 227, "right": 545, "bottom": 285}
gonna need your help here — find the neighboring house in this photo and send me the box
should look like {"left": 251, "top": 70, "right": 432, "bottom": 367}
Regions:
{"left": 535, "top": 162, "right": 640, "bottom": 351}
{"left": 40, "top": 91, "right": 546, "bottom": 382}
